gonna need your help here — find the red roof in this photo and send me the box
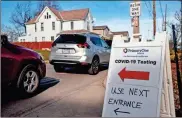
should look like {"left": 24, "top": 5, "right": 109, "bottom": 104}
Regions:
{"left": 26, "top": 16, "right": 39, "bottom": 25}
{"left": 49, "top": 7, "right": 63, "bottom": 20}
{"left": 60, "top": 8, "right": 89, "bottom": 21}
{"left": 26, "top": 7, "right": 89, "bottom": 24}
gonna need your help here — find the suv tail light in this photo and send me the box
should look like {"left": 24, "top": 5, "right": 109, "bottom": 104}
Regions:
{"left": 77, "top": 43, "right": 90, "bottom": 49}
{"left": 52, "top": 42, "right": 56, "bottom": 47}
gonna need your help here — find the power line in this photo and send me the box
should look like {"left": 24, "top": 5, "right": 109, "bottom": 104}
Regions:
{"left": 148, "top": 1, "right": 152, "bottom": 11}
{"left": 159, "top": 0, "right": 164, "bottom": 21}
{"left": 164, "top": 4, "right": 167, "bottom": 31}
{"left": 158, "top": 0, "right": 165, "bottom": 32}
{"left": 157, "top": 19, "right": 161, "bottom": 32}
{"left": 144, "top": 1, "right": 153, "bottom": 39}
{"left": 144, "top": 1, "right": 153, "bottom": 19}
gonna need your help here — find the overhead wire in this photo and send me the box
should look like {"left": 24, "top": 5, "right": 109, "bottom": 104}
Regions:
{"left": 158, "top": 0, "right": 165, "bottom": 32}
{"left": 144, "top": 1, "right": 153, "bottom": 19}
{"left": 159, "top": 0, "right": 164, "bottom": 21}
{"left": 148, "top": 1, "right": 152, "bottom": 11}
{"left": 144, "top": 1, "right": 153, "bottom": 38}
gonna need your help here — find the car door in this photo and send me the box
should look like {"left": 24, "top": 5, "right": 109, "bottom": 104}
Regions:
{"left": 90, "top": 36, "right": 105, "bottom": 63}
{"left": 100, "top": 38, "right": 111, "bottom": 63}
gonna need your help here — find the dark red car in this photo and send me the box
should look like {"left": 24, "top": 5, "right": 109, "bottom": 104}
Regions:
{"left": 1, "top": 34, "right": 46, "bottom": 95}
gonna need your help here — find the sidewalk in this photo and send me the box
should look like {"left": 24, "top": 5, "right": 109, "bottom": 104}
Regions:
{"left": 23, "top": 79, "right": 106, "bottom": 117}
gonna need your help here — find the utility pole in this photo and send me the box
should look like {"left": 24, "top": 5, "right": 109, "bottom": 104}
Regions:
{"left": 164, "top": 4, "right": 167, "bottom": 31}
{"left": 153, "top": 0, "right": 156, "bottom": 37}
{"left": 162, "top": 4, "right": 167, "bottom": 31}
{"left": 133, "top": 16, "right": 140, "bottom": 38}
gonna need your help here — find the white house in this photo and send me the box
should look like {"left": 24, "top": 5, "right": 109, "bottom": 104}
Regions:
{"left": 112, "top": 31, "right": 130, "bottom": 42}
{"left": 18, "top": 6, "right": 94, "bottom": 42}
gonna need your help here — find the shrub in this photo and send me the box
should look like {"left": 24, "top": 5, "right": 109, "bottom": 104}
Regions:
{"left": 178, "top": 53, "right": 182, "bottom": 60}
{"left": 170, "top": 55, "right": 176, "bottom": 62}
{"left": 170, "top": 49, "right": 175, "bottom": 55}
{"left": 170, "top": 53, "right": 182, "bottom": 62}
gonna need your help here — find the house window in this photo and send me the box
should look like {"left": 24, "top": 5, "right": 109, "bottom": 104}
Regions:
{"left": 61, "top": 22, "right": 63, "bottom": 30}
{"left": 71, "top": 21, "right": 74, "bottom": 30}
{"left": 87, "top": 21, "right": 90, "bottom": 30}
{"left": 44, "top": 15, "right": 46, "bottom": 19}
{"left": 41, "top": 23, "right": 44, "bottom": 31}
{"left": 35, "top": 37, "right": 37, "bottom": 42}
{"left": 47, "top": 12, "right": 49, "bottom": 19}
{"left": 42, "top": 37, "right": 45, "bottom": 41}
{"left": 51, "top": 36, "right": 54, "bottom": 41}
{"left": 23, "top": 39, "right": 25, "bottom": 42}
{"left": 49, "top": 15, "right": 51, "bottom": 18}
{"left": 52, "top": 22, "right": 55, "bottom": 30}
{"left": 35, "top": 24, "right": 37, "bottom": 32}
{"left": 20, "top": 39, "right": 23, "bottom": 42}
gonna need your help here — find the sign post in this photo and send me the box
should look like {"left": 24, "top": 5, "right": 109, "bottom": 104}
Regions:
{"left": 131, "top": 17, "right": 139, "bottom": 27}
{"left": 102, "top": 33, "right": 169, "bottom": 117}
{"left": 130, "top": 1, "right": 141, "bottom": 41}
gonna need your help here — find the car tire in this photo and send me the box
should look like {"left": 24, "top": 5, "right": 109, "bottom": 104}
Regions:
{"left": 54, "top": 65, "right": 64, "bottom": 72}
{"left": 88, "top": 56, "right": 100, "bottom": 75}
{"left": 18, "top": 64, "right": 40, "bottom": 97}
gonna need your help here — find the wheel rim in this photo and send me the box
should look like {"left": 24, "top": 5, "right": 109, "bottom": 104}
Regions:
{"left": 23, "top": 71, "right": 39, "bottom": 93}
{"left": 92, "top": 59, "right": 99, "bottom": 74}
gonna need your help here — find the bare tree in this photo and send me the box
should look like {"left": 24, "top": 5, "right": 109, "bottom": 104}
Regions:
{"left": 34, "top": 1, "right": 61, "bottom": 16}
{"left": 1, "top": 24, "right": 24, "bottom": 42}
{"left": 10, "top": 1, "right": 32, "bottom": 34}
{"left": 174, "top": 9, "right": 182, "bottom": 43}
{"left": 167, "top": 8, "right": 182, "bottom": 43}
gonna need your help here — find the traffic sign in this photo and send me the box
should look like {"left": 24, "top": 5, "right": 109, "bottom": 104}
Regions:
{"left": 102, "top": 34, "right": 167, "bottom": 117}
{"left": 130, "top": 2, "right": 141, "bottom": 17}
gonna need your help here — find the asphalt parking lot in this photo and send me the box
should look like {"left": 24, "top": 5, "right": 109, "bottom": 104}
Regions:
{"left": 1, "top": 64, "right": 108, "bottom": 117}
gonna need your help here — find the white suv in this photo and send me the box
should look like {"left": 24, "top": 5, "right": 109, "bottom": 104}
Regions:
{"left": 49, "top": 32, "right": 111, "bottom": 75}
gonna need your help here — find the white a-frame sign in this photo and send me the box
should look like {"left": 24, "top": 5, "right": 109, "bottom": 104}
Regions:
{"left": 102, "top": 32, "right": 175, "bottom": 117}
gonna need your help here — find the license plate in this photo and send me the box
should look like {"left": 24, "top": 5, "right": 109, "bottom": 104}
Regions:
{"left": 62, "top": 49, "right": 70, "bottom": 54}
{"left": 56, "top": 49, "right": 63, "bottom": 53}
{"left": 56, "top": 49, "right": 75, "bottom": 54}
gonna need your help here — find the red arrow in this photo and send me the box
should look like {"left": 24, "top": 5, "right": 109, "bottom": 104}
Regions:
{"left": 118, "top": 67, "right": 150, "bottom": 82}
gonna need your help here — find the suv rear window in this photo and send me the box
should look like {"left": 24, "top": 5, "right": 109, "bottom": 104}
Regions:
{"left": 54, "top": 34, "right": 86, "bottom": 44}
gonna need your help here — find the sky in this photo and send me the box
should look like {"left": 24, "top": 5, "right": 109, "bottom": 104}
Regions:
{"left": 1, "top": 1, "right": 181, "bottom": 40}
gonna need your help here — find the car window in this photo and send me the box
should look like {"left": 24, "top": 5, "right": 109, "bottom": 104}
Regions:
{"left": 54, "top": 34, "right": 86, "bottom": 44}
{"left": 90, "top": 36, "right": 102, "bottom": 47}
{"left": 100, "top": 39, "right": 109, "bottom": 48}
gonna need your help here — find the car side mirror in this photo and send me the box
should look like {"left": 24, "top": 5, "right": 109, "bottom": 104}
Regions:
{"left": 1, "top": 35, "right": 9, "bottom": 46}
